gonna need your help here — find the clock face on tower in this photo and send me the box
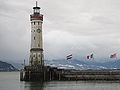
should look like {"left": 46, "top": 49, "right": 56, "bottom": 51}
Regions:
{"left": 37, "top": 29, "right": 40, "bottom": 33}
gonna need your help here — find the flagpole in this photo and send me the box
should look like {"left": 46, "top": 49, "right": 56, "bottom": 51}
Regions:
{"left": 110, "top": 53, "right": 117, "bottom": 69}
{"left": 93, "top": 57, "right": 94, "bottom": 70}
{"left": 91, "top": 53, "right": 94, "bottom": 70}
{"left": 24, "top": 59, "right": 25, "bottom": 69}
{"left": 115, "top": 56, "right": 117, "bottom": 69}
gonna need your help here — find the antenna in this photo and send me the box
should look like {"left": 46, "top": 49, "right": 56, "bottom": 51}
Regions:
{"left": 36, "top": 1, "right": 38, "bottom": 7}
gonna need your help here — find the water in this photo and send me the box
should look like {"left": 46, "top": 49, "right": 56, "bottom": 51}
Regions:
{"left": 0, "top": 72, "right": 120, "bottom": 90}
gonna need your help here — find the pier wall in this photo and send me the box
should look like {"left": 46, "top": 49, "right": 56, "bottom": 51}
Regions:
{"left": 20, "top": 66, "right": 120, "bottom": 81}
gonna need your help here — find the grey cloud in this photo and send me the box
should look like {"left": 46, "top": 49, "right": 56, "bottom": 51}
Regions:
{"left": 0, "top": 0, "right": 120, "bottom": 63}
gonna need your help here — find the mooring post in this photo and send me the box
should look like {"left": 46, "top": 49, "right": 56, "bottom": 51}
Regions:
{"left": 76, "top": 72, "right": 77, "bottom": 81}
{"left": 44, "top": 71, "right": 46, "bottom": 80}
{"left": 20, "top": 70, "right": 23, "bottom": 81}
{"left": 29, "top": 71, "right": 31, "bottom": 81}
{"left": 50, "top": 71, "right": 51, "bottom": 80}
{"left": 59, "top": 73, "right": 61, "bottom": 80}
{"left": 52, "top": 71, "right": 54, "bottom": 80}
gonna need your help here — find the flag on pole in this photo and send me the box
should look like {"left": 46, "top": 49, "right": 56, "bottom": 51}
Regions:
{"left": 87, "top": 53, "right": 94, "bottom": 70}
{"left": 110, "top": 53, "right": 116, "bottom": 58}
{"left": 87, "top": 54, "right": 94, "bottom": 60}
{"left": 66, "top": 54, "right": 72, "bottom": 60}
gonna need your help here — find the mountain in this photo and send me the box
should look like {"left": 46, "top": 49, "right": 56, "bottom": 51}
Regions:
{"left": 44, "top": 59, "right": 120, "bottom": 70}
{"left": 6, "top": 59, "right": 120, "bottom": 70}
{"left": 101, "top": 60, "right": 120, "bottom": 69}
{"left": 0, "top": 61, "right": 18, "bottom": 71}
{"left": 9, "top": 62, "right": 24, "bottom": 71}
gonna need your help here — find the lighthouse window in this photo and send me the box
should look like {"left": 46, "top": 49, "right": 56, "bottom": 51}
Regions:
{"left": 38, "top": 22, "right": 40, "bottom": 25}
{"left": 34, "top": 22, "right": 35, "bottom": 25}
{"left": 34, "top": 37, "right": 35, "bottom": 40}
{"left": 38, "top": 44, "right": 40, "bottom": 47}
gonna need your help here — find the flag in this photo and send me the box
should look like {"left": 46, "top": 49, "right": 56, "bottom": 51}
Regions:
{"left": 90, "top": 54, "right": 93, "bottom": 58}
{"left": 66, "top": 54, "right": 72, "bottom": 60}
{"left": 87, "top": 56, "right": 90, "bottom": 59}
{"left": 87, "top": 54, "right": 94, "bottom": 60}
{"left": 110, "top": 53, "right": 116, "bottom": 58}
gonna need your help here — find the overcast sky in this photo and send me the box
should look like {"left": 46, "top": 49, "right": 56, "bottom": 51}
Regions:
{"left": 0, "top": 0, "right": 120, "bottom": 63}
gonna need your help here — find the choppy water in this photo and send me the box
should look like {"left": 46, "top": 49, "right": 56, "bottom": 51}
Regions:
{"left": 0, "top": 72, "right": 120, "bottom": 90}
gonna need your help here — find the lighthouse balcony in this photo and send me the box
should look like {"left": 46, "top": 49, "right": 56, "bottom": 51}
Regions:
{"left": 30, "top": 48, "right": 43, "bottom": 51}
{"left": 30, "top": 14, "right": 43, "bottom": 21}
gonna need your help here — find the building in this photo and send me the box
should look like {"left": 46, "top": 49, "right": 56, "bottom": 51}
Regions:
{"left": 29, "top": 2, "right": 44, "bottom": 66}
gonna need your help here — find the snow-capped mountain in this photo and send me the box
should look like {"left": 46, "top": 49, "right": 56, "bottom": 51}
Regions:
{"left": 0, "top": 61, "right": 18, "bottom": 71}
{"left": 45, "top": 59, "right": 120, "bottom": 70}
{"left": 6, "top": 59, "right": 120, "bottom": 70}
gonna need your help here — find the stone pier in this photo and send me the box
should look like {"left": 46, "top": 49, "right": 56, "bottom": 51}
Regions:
{"left": 20, "top": 66, "right": 120, "bottom": 81}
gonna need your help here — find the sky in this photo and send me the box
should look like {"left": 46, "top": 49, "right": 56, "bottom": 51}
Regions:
{"left": 0, "top": 0, "right": 120, "bottom": 63}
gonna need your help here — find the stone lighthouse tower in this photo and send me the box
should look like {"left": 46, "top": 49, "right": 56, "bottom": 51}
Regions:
{"left": 30, "top": 2, "right": 44, "bottom": 66}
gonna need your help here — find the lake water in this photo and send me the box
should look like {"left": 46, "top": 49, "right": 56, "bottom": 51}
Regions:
{"left": 0, "top": 72, "right": 120, "bottom": 90}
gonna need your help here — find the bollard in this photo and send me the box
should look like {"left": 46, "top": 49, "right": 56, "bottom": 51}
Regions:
{"left": 20, "top": 70, "right": 23, "bottom": 81}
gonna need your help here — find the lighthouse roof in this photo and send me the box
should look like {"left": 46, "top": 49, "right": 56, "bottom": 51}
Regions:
{"left": 33, "top": 7, "right": 40, "bottom": 9}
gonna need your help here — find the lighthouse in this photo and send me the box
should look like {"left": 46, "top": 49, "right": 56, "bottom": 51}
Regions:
{"left": 30, "top": 2, "right": 44, "bottom": 66}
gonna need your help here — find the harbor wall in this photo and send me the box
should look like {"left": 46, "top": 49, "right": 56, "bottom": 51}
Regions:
{"left": 20, "top": 66, "right": 120, "bottom": 81}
